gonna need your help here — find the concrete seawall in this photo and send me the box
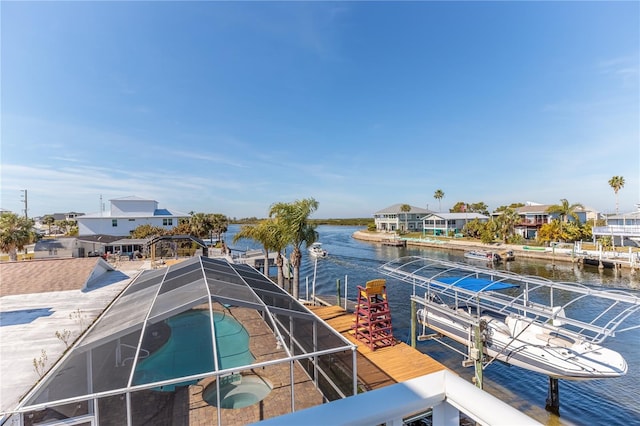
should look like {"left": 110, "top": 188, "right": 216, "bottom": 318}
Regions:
{"left": 352, "top": 231, "right": 639, "bottom": 273}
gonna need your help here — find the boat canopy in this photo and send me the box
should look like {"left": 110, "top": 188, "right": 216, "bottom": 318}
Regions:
{"left": 380, "top": 256, "right": 640, "bottom": 345}
{"left": 436, "top": 276, "right": 518, "bottom": 292}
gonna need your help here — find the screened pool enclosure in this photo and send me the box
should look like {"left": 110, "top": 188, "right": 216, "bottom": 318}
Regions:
{"left": 7, "top": 256, "right": 357, "bottom": 425}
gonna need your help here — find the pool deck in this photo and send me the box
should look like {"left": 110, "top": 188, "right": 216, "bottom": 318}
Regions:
{"left": 177, "top": 306, "right": 324, "bottom": 426}
{"left": 179, "top": 303, "right": 447, "bottom": 425}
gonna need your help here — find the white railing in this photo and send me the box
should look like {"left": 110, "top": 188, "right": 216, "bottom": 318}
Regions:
{"left": 254, "top": 370, "right": 541, "bottom": 426}
{"left": 593, "top": 225, "right": 640, "bottom": 236}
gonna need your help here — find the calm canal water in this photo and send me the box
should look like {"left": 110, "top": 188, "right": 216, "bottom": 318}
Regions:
{"left": 227, "top": 225, "right": 640, "bottom": 425}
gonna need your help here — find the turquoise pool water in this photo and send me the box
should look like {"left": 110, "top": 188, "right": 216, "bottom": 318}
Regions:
{"left": 133, "top": 310, "right": 255, "bottom": 391}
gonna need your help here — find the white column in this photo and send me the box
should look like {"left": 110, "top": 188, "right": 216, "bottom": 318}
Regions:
{"left": 432, "top": 401, "right": 460, "bottom": 426}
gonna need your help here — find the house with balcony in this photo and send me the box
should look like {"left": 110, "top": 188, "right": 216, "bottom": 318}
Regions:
{"left": 593, "top": 206, "right": 640, "bottom": 247}
{"left": 422, "top": 212, "right": 489, "bottom": 236}
{"left": 76, "top": 196, "right": 190, "bottom": 237}
{"left": 494, "top": 202, "right": 589, "bottom": 240}
{"left": 374, "top": 204, "right": 432, "bottom": 232}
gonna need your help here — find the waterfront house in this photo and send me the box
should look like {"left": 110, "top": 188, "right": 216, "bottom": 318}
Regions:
{"left": 593, "top": 206, "right": 640, "bottom": 247}
{"left": 374, "top": 204, "right": 432, "bottom": 232}
{"left": 421, "top": 212, "right": 489, "bottom": 236}
{"left": 76, "top": 196, "right": 189, "bottom": 237}
{"left": 33, "top": 236, "right": 149, "bottom": 259}
{"left": 493, "top": 202, "right": 589, "bottom": 240}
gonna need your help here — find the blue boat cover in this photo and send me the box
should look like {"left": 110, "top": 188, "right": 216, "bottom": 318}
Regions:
{"left": 435, "top": 276, "right": 518, "bottom": 292}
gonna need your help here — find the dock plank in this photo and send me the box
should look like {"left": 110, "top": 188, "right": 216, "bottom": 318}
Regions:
{"left": 309, "top": 304, "right": 447, "bottom": 389}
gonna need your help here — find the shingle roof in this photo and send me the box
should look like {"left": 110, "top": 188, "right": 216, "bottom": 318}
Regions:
{"left": 424, "top": 213, "right": 488, "bottom": 220}
{"left": 0, "top": 258, "right": 113, "bottom": 296}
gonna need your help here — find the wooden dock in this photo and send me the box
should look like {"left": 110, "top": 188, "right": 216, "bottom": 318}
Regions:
{"left": 308, "top": 304, "right": 447, "bottom": 390}
{"left": 382, "top": 238, "right": 406, "bottom": 247}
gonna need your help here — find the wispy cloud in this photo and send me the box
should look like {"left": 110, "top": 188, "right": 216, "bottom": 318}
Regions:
{"left": 166, "top": 150, "right": 248, "bottom": 168}
{"left": 597, "top": 54, "right": 639, "bottom": 86}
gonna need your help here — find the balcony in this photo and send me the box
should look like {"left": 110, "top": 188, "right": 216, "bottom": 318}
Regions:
{"left": 593, "top": 225, "right": 640, "bottom": 238}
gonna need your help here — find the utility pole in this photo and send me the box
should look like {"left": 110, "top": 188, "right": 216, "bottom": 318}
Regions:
{"left": 20, "top": 189, "right": 28, "bottom": 219}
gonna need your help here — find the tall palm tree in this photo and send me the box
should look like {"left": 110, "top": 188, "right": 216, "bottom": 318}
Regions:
{"left": 400, "top": 204, "right": 411, "bottom": 232}
{"left": 266, "top": 220, "right": 290, "bottom": 289}
{"left": 546, "top": 199, "right": 584, "bottom": 237}
{"left": 608, "top": 176, "right": 625, "bottom": 214}
{"left": 0, "top": 212, "right": 35, "bottom": 261}
{"left": 233, "top": 220, "right": 282, "bottom": 283}
{"left": 269, "top": 198, "right": 319, "bottom": 299}
{"left": 434, "top": 189, "right": 444, "bottom": 212}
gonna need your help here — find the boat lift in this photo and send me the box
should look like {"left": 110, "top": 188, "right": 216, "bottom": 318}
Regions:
{"left": 379, "top": 256, "right": 640, "bottom": 415}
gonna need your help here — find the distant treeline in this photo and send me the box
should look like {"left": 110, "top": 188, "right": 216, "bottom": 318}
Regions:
{"left": 232, "top": 217, "right": 373, "bottom": 226}
{"left": 309, "top": 218, "right": 374, "bottom": 226}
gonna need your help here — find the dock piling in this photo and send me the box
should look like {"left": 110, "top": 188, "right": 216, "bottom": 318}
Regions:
{"left": 545, "top": 377, "right": 560, "bottom": 415}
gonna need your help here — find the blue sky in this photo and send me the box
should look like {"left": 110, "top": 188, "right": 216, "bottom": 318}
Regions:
{"left": 2, "top": 1, "right": 638, "bottom": 219}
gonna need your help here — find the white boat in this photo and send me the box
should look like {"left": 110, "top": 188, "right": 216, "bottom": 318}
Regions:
{"left": 308, "top": 242, "right": 328, "bottom": 258}
{"left": 380, "top": 256, "right": 640, "bottom": 381}
{"left": 464, "top": 250, "right": 502, "bottom": 263}
{"left": 417, "top": 304, "right": 627, "bottom": 379}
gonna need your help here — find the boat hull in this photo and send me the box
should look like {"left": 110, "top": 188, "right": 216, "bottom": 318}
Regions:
{"left": 582, "top": 257, "right": 615, "bottom": 269}
{"left": 464, "top": 250, "right": 501, "bottom": 263}
{"left": 309, "top": 244, "right": 328, "bottom": 258}
{"left": 417, "top": 307, "right": 627, "bottom": 380}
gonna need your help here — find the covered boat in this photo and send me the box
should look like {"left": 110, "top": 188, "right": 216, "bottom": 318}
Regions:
{"left": 380, "top": 256, "right": 640, "bottom": 380}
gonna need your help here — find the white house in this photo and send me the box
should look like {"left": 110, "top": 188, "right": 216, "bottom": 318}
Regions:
{"left": 76, "top": 196, "right": 190, "bottom": 237}
{"left": 374, "top": 204, "right": 432, "bottom": 232}
{"left": 593, "top": 205, "right": 640, "bottom": 247}
{"left": 422, "top": 212, "right": 489, "bottom": 236}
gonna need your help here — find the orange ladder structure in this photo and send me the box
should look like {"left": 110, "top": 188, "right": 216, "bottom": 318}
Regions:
{"left": 352, "top": 279, "right": 396, "bottom": 350}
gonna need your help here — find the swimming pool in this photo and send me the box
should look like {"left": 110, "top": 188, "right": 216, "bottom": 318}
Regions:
{"left": 133, "top": 310, "right": 255, "bottom": 391}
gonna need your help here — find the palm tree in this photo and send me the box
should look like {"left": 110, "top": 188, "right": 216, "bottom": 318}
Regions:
{"left": 496, "top": 208, "right": 520, "bottom": 243}
{"left": 546, "top": 199, "right": 584, "bottom": 237}
{"left": 608, "top": 176, "right": 625, "bottom": 214}
{"left": 266, "top": 220, "right": 290, "bottom": 289}
{"left": 42, "top": 215, "right": 55, "bottom": 235}
{"left": 434, "top": 189, "right": 444, "bottom": 212}
{"left": 189, "top": 213, "right": 211, "bottom": 239}
{"left": 233, "top": 220, "right": 274, "bottom": 280}
{"left": 269, "top": 198, "right": 319, "bottom": 299}
{"left": 208, "top": 213, "right": 229, "bottom": 241}
{"left": 400, "top": 204, "right": 411, "bottom": 232}
{"left": 0, "top": 212, "right": 35, "bottom": 261}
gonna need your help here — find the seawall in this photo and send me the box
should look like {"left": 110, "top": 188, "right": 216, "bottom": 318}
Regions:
{"left": 352, "top": 231, "right": 639, "bottom": 273}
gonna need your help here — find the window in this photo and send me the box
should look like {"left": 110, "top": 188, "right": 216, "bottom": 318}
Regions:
{"left": 163, "top": 218, "right": 173, "bottom": 226}
{"left": 128, "top": 219, "right": 135, "bottom": 222}
{"left": 112, "top": 219, "right": 118, "bottom": 227}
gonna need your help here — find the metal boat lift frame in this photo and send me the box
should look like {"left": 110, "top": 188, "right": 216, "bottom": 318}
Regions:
{"left": 381, "top": 256, "right": 640, "bottom": 344}
{"left": 379, "top": 256, "right": 640, "bottom": 414}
